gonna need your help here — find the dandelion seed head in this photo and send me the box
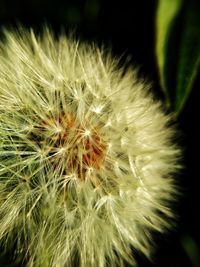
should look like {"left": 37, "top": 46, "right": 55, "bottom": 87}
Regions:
{"left": 0, "top": 27, "right": 181, "bottom": 267}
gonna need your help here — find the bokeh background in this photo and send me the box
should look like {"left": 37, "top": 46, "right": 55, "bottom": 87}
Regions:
{"left": 0, "top": 0, "right": 199, "bottom": 266}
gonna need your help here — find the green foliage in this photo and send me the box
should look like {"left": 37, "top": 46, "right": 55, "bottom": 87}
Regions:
{"left": 181, "top": 234, "right": 200, "bottom": 267}
{"left": 156, "top": 0, "right": 200, "bottom": 115}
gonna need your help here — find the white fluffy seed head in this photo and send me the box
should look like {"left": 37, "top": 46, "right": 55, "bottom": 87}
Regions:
{"left": 0, "top": 27, "right": 181, "bottom": 267}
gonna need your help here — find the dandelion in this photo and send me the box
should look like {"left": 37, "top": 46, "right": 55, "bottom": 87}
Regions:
{"left": 0, "top": 27, "right": 180, "bottom": 267}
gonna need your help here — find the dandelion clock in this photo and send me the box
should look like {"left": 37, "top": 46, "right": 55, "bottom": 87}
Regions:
{"left": 0, "top": 28, "right": 181, "bottom": 267}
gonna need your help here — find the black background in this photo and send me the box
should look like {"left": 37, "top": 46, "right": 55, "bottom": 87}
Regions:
{"left": 0, "top": 0, "right": 199, "bottom": 266}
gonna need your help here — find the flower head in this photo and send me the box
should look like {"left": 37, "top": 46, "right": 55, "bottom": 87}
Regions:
{"left": 0, "top": 28, "right": 180, "bottom": 266}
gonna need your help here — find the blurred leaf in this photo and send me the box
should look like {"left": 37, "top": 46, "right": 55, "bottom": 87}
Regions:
{"left": 84, "top": 0, "right": 100, "bottom": 21}
{"left": 181, "top": 234, "right": 200, "bottom": 267}
{"left": 155, "top": 0, "right": 200, "bottom": 115}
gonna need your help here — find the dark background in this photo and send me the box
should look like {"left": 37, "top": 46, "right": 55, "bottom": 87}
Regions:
{"left": 0, "top": 0, "right": 199, "bottom": 266}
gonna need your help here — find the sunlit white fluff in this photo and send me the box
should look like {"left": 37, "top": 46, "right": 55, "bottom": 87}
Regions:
{"left": 0, "top": 27, "right": 180, "bottom": 267}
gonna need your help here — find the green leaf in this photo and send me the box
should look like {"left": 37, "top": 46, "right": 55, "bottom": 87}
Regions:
{"left": 175, "top": 0, "right": 200, "bottom": 114}
{"left": 155, "top": 0, "right": 182, "bottom": 106}
{"left": 155, "top": 0, "right": 200, "bottom": 115}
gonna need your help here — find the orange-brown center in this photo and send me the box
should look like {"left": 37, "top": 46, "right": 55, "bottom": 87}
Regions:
{"left": 32, "top": 113, "right": 107, "bottom": 180}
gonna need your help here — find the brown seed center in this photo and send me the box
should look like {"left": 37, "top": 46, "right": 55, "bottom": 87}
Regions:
{"left": 32, "top": 113, "right": 107, "bottom": 180}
